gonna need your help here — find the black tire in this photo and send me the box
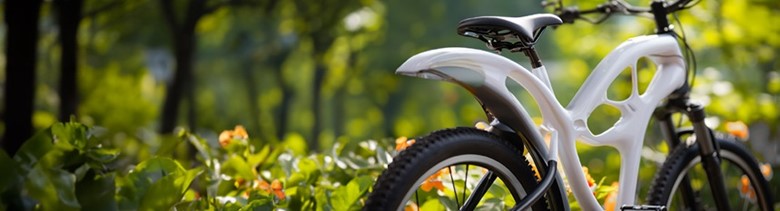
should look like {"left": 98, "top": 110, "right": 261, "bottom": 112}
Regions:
{"left": 364, "top": 127, "right": 549, "bottom": 210}
{"left": 647, "top": 135, "right": 774, "bottom": 210}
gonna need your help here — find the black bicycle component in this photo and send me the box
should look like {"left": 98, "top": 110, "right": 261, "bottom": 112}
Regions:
{"left": 490, "top": 120, "right": 569, "bottom": 211}
{"left": 651, "top": 0, "right": 672, "bottom": 33}
{"left": 546, "top": 0, "right": 695, "bottom": 27}
{"left": 651, "top": 95, "right": 774, "bottom": 210}
{"left": 364, "top": 127, "right": 550, "bottom": 210}
{"left": 652, "top": 115, "right": 701, "bottom": 209}
{"left": 461, "top": 171, "right": 497, "bottom": 210}
{"left": 620, "top": 204, "right": 667, "bottom": 211}
{"left": 648, "top": 137, "right": 774, "bottom": 210}
{"left": 685, "top": 103, "right": 732, "bottom": 210}
{"left": 510, "top": 160, "right": 558, "bottom": 211}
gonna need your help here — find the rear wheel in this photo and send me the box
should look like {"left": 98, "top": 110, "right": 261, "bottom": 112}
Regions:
{"left": 647, "top": 135, "right": 774, "bottom": 210}
{"left": 364, "top": 127, "right": 549, "bottom": 210}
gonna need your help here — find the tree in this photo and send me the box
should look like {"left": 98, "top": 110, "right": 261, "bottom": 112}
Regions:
{"left": 55, "top": 0, "right": 84, "bottom": 122}
{"left": 285, "top": 0, "right": 373, "bottom": 151}
{"left": 2, "top": 0, "right": 44, "bottom": 155}
{"left": 157, "top": 0, "right": 274, "bottom": 134}
{"left": 157, "top": 0, "right": 217, "bottom": 134}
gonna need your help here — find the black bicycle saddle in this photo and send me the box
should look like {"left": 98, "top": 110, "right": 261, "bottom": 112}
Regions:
{"left": 457, "top": 14, "right": 562, "bottom": 42}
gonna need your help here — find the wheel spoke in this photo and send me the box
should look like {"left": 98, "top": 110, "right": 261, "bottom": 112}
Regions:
{"left": 462, "top": 171, "right": 497, "bottom": 210}
{"left": 463, "top": 164, "right": 469, "bottom": 205}
{"left": 449, "top": 166, "right": 460, "bottom": 208}
{"left": 415, "top": 190, "right": 419, "bottom": 209}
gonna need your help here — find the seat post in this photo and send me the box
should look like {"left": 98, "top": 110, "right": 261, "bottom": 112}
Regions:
{"left": 522, "top": 46, "right": 543, "bottom": 68}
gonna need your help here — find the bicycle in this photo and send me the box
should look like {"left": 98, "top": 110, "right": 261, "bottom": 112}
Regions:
{"left": 364, "top": 0, "right": 774, "bottom": 210}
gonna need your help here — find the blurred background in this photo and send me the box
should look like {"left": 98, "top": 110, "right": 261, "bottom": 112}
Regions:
{"left": 0, "top": 0, "right": 778, "bottom": 201}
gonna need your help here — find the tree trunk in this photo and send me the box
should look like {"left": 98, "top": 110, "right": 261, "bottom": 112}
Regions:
{"left": 159, "top": 32, "right": 193, "bottom": 133}
{"left": 309, "top": 35, "right": 334, "bottom": 152}
{"left": 242, "top": 62, "right": 262, "bottom": 138}
{"left": 2, "top": 0, "right": 43, "bottom": 155}
{"left": 270, "top": 50, "right": 293, "bottom": 141}
{"left": 276, "top": 76, "right": 293, "bottom": 141}
{"left": 382, "top": 83, "right": 405, "bottom": 137}
{"left": 56, "top": 0, "right": 83, "bottom": 122}
{"left": 158, "top": 0, "right": 204, "bottom": 134}
{"left": 310, "top": 64, "right": 325, "bottom": 151}
{"left": 182, "top": 32, "right": 197, "bottom": 133}
{"left": 160, "top": 29, "right": 197, "bottom": 133}
{"left": 333, "top": 87, "right": 345, "bottom": 137}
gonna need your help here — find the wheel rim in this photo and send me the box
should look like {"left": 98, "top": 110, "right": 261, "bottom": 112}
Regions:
{"left": 666, "top": 150, "right": 768, "bottom": 211}
{"left": 397, "top": 154, "right": 529, "bottom": 210}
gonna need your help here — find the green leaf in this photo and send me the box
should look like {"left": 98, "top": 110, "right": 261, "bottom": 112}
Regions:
{"left": 184, "top": 133, "right": 214, "bottom": 161}
{"left": 116, "top": 157, "right": 185, "bottom": 210}
{"left": 132, "top": 157, "right": 186, "bottom": 181}
{"left": 221, "top": 155, "right": 255, "bottom": 180}
{"left": 86, "top": 148, "right": 119, "bottom": 163}
{"left": 50, "top": 122, "right": 89, "bottom": 151}
{"left": 239, "top": 199, "right": 273, "bottom": 211}
{"left": 138, "top": 168, "right": 202, "bottom": 211}
{"left": 154, "top": 135, "right": 184, "bottom": 157}
{"left": 0, "top": 150, "right": 22, "bottom": 193}
{"left": 76, "top": 173, "right": 118, "bottom": 211}
{"left": 315, "top": 187, "right": 332, "bottom": 210}
{"left": 24, "top": 165, "right": 80, "bottom": 211}
{"left": 287, "top": 172, "right": 305, "bottom": 187}
{"left": 330, "top": 176, "right": 372, "bottom": 210}
{"left": 282, "top": 133, "right": 308, "bottom": 156}
{"left": 479, "top": 197, "right": 505, "bottom": 211}
{"left": 246, "top": 145, "right": 271, "bottom": 167}
{"left": 13, "top": 127, "right": 54, "bottom": 168}
{"left": 297, "top": 157, "right": 321, "bottom": 184}
{"left": 297, "top": 158, "right": 317, "bottom": 175}
{"left": 420, "top": 198, "right": 445, "bottom": 210}
{"left": 73, "top": 164, "right": 91, "bottom": 181}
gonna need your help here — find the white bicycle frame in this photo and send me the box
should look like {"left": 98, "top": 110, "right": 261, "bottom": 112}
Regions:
{"left": 396, "top": 34, "right": 687, "bottom": 210}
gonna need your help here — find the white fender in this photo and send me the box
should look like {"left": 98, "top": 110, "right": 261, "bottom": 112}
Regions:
{"left": 396, "top": 47, "right": 563, "bottom": 158}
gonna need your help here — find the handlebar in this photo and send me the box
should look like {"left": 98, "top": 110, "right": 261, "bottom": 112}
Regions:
{"left": 546, "top": 0, "right": 695, "bottom": 24}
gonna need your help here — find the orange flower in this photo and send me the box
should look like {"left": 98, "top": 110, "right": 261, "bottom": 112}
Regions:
{"left": 603, "top": 182, "right": 619, "bottom": 211}
{"left": 234, "top": 178, "right": 247, "bottom": 188}
{"left": 219, "top": 130, "right": 234, "bottom": 147}
{"left": 404, "top": 202, "right": 419, "bottom": 211}
{"left": 760, "top": 163, "right": 773, "bottom": 180}
{"left": 271, "top": 179, "right": 285, "bottom": 200}
{"left": 740, "top": 175, "right": 756, "bottom": 202}
{"left": 233, "top": 125, "right": 249, "bottom": 139}
{"left": 725, "top": 121, "right": 749, "bottom": 139}
{"left": 395, "top": 137, "right": 416, "bottom": 151}
{"left": 254, "top": 179, "right": 270, "bottom": 192}
{"left": 219, "top": 125, "right": 250, "bottom": 148}
{"left": 421, "top": 168, "right": 449, "bottom": 192}
{"left": 421, "top": 179, "right": 444, "bottom": 192}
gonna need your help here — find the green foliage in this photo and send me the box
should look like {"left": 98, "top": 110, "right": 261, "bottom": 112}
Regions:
{"left": 0, "top": 122, "right": 118, "bottom": 210}
{"left": 0, "top": 122, "right": 397, "bottom": 210}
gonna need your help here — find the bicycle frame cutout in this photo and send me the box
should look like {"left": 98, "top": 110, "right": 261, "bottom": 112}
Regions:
{"left": 396, "top": 34, "right": 686, "bottom": 210}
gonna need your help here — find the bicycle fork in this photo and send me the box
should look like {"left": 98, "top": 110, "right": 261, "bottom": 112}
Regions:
{"left": 656, "top": 98, "right": 731, "bottom": 210}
